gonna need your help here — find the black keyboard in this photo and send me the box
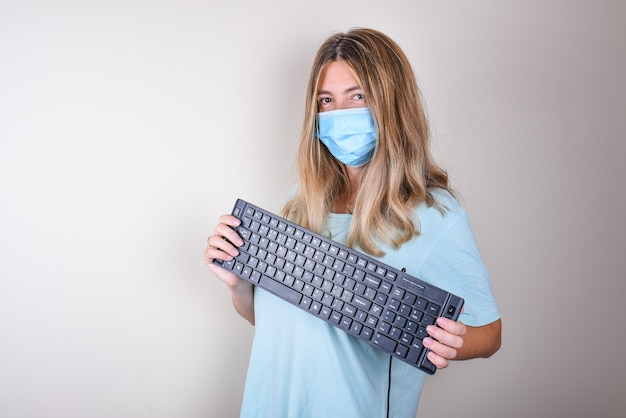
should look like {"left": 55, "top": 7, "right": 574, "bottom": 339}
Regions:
{"left": 214, "top": 199, "right": 464, "bottom": 374}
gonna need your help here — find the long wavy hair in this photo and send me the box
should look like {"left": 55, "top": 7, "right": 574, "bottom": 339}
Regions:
{"left": 281, "top": 27, "right": 451, "bottom": 256}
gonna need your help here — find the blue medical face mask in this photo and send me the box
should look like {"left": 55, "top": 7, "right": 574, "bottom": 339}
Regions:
{"left": 316, "top": 107, "right": 377, "bottom": 167}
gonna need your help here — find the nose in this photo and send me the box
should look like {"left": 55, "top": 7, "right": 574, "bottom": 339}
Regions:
{"left": 333, "top": 98, "right": 350, "bottom": 111}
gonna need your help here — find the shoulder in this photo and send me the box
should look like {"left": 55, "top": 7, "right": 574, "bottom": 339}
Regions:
{"left": 413, "top": 188, "right": 468, "bottom": 234}
{"left": 379, "top": 189, "right": 470, "bottom": 267}
{"left": 429, "top": 188, "right": 465, "bottom": 215}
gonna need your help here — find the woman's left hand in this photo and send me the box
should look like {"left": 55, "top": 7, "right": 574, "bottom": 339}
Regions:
{"left": 423, "top": 316, "right": 467, "bottom": 369}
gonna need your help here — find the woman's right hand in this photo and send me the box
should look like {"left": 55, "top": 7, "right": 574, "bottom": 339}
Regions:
{"left": 204, "top": 214, "right": 246, "bottom": 290}
{"left": 204, "top": 213, "right": 255, "bottom": 324}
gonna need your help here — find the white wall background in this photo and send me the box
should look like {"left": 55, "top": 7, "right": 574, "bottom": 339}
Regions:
{"left": 1, "top": 1, "right": 624, "bottom": 417}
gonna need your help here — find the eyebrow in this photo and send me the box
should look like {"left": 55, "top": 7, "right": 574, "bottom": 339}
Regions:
{"left": 317, "top": 85, "right": 362, "bottom": 96}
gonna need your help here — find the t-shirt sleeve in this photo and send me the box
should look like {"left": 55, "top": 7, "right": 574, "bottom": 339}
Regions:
{"left": 418, "top": 212, "right": 501, "bottom": 327}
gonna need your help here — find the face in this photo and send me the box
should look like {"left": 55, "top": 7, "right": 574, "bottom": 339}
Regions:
{"left": 317, "top": 60, "right": 367, "bottom": 112}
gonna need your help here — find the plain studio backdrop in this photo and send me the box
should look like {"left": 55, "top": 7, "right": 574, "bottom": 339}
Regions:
{"left": 1, "top": 1, "right": 625, "bottom": 417}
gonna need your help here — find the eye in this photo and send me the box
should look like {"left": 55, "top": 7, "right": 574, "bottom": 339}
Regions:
{"left": 317, "top": 96, "right": 333, "bottom": 110}
{"left": 353, "top": 93, "right": 365, "bottom": 102}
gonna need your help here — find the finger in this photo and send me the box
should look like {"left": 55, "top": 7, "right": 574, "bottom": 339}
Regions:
{"left": 205, "top": 234, "right": 239, "bottom": 262}
{"left": 425, "top": 322, "right": 464, "bottom": 350}
{"left": 214, "top": 214, "right": 244, "bottom": 244}
{"left": 436, "top": 316, "right": 466, "bottom": 334}
{"left": 208, "top": 230, "right": 242, "bottom": 259}
{"left": 432, "top": 316, "right": 465, "bottom": 339}
{"left": 425, "top": 347, "right": 450, "bottom": 370}
{"left": 217, "top": 214, "right": 242, "bottom": 228}
{"left": 423, "top": 336, "right": 458, "bottom": 364}
{"left": 204, "top": 215, "right": 244, "bottom": 263}
{"left": 213, "top": 223, "right": 244, "bottom": 247}
{"left": 204, "top": 242, "right": 232, "bottom": 265}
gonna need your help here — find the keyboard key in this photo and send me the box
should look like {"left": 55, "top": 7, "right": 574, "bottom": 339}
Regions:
{"left": 312, "top": 288, "right": 324, "bottom": 301}
{"left": 354, "top": 283, "right": 366, "bottom": 295}
{"left": 374, "top": 333, "right": 397, "bottom": 352}
{"left": 340, "top": 317, "right": 352, "bottom": 330}
{"left": 242, "top": 266, "right": 252, "bottom": 279}
{"left": 391, "top": 287, "right": 405, "bottom": 299}
{"left": 406, "top": 345, "right": 422, "bottom": 364}
{"left": 342, "top": 304, "right": 356, "bottom": 317}
{"left": 403, "top": 292, "right": 417, "bottom": 305}
{"left": 300, "top": 296, "right": 312, "bottom": 309}
{"left": 364, "top": 287, "right": 377, "bottom": 300}
{"left": 383, "top": 310, "right": 395, "bottom": 322}
{"left": 371, "top": 304, "right": 383, "bottom": 316}
{"left": 331, "top": 299, "right": 344, "bottom": 311}
{"left": 340, "top": 289, "right": 354, "bottom": 303}
{"left": 427, "top": 302, "right": 441, "bottom": 315}
{"left": 375, "top": 293, "right": 387, "bottom": 305}
{"left": 389, "top": 326, "right": 402, "bottom": 339}
{"left": 366, "top": 315, "right": 378, "bottom": 328}
{"left": 303, "top": 284, "right": 314, "bottom": 296}
{"left": 395, "top": 344, "right": 409, "bottom": 358}
{"left": 361, "top": 327, "right": 374, "bottom": 340}
{"left": 380, "top": 322, "right": 391, "bottom": 334}
{"left": 311, "top": 301, "right": 322, "bottom": 314}
{"left": 352, "top": 295, "right": 372, "bottom": 311}
{"left": 399, "top": 303, "right": 412, "bottom": 317}
{"left": 356, "top": 310, "right": 368, "bottom": 323}
{"left": 259, "top": 276, "right": 302, "bottom": 305}
{"left": 444, "top": 304, "right": 456, "bottom": 318}
{"left": 320, "top": 306, "right": 332, "bottom": 320}
{"left": 421, "top": 314, "right": 436, "bottom": 326}
{"left": 364, "top": 274, "right": 381, "bottom": 288}
{"left": 322, "top": 293, "right": 334, "bottom": 306}
{"left": 350, "top": 322, "right": 363, "bottom": 335}
{"left": 380, "top": 281, "right": 392, "bottom": 294}
{"left": 400, "top": 332, "right": 413, "bottom": 346}
{"left": 393, "top": 315, "right": 407, "bottom": 328}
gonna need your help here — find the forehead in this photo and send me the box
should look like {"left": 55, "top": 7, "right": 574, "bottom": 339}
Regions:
{"left": 317, "top": 60, "right": 361, "bottom": 91}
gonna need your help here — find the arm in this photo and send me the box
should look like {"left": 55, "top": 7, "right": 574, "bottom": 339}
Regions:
{"left": 415, "top": 201, "right": 502, "bottom": 369}
{"left": 455, "top": 318, "right": 502, "bottom": 360}
{"left": 423, "top": 317, "right": 502, "bottom": 368}
{"left": 204, "top": 214, "right": 255, "bottom": 325}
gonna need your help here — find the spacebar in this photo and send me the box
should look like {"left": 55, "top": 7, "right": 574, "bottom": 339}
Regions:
{"left": 259, "top": 276, "right": 303, "bottom": 305}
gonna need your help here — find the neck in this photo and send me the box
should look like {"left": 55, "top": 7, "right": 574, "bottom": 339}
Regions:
{"left": 333, "top": 165, "right": 365, "bottom": 214}
{"left": 346, "top": 166, "right": 365, "bottom": 191}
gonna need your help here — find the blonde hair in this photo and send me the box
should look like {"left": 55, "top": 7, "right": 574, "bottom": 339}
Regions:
{"left": 281, "top": 28, "right": 451, "bottom": 256}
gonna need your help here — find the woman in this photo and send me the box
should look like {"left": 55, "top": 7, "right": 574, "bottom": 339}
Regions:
{"left": 205, "top": 27, "right": 501, "bottom": 418}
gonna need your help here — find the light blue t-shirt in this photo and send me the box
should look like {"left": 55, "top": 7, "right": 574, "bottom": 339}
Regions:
{"left": 240, "top": 189, "right": 500, "bottom": 418}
